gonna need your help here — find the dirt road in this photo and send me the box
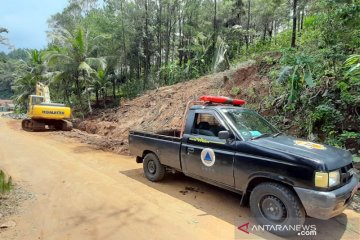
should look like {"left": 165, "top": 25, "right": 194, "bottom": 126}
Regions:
{"left": 0, "top": 118, "right": 359, "bottom": 240}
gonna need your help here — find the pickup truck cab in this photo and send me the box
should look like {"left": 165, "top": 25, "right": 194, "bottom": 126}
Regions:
{"left": 129, "top": 96, "right": 359, "bottom": 236}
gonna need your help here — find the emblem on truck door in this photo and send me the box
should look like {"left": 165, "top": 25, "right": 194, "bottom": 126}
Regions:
{"left": 201, "top": 148, "right": 216, "bottom": 167}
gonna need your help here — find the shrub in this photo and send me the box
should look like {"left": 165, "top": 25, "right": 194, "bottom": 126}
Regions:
{"left": 0, "top": 170, "right": 12, "bottom": 194}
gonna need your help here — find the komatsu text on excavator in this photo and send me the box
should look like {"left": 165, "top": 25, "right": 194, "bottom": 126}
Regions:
{"left": 21, "top": 83, "right": 73, "bottom": 131}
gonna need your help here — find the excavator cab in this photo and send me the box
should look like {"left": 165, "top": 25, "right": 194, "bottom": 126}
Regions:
{"left": 27, "top": 95, "right": 44, "bottom": 115}
{"left": 29, "top": 95, "right": 44, "bottom": 105}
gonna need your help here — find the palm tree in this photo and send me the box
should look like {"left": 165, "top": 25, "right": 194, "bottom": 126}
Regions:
{"left": 45, "top": 27, "right": 107, "bottom": 114}
{"left": 12, "top": 50, "right": 47, "bottom": 111}
{"left": 28, "top": 49, "right": 47, "bottom": 82}
{"left": 12, "top": 73, "right": 37, "bottom": 111}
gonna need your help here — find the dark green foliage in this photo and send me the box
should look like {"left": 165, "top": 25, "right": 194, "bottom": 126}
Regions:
{"left": 121, "top": 80, "right": 143, "bottom": 99}
{"left": 256, "top": 0, "right": 360, "bottom": 155}
{"left": 7, "top": 48, "right": 30, "bottom": 61}
{"left": 311, "top": 103, "right": 344, "bottom": 133}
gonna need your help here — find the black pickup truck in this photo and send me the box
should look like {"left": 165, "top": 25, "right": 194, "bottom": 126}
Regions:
{"left": 129, "top": 96, "right": 359, "bottom": 236}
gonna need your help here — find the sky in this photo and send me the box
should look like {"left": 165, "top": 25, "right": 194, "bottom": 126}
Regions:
{"left": 0, "top": 0, "right": 68, "bottom": 53}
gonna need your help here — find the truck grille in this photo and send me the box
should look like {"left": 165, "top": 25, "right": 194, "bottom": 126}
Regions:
{"left": 340, "top": 163, "right": 354, "bottom": 185}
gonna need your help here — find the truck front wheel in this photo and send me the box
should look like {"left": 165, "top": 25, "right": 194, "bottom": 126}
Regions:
{"left": 249, "top": 182, "right": 305, "bottom": 237}
{"left": 143, "top": 153, "right": 165, "bottom": 182}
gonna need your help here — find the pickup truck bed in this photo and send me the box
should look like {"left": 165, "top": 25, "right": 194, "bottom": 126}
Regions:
{"left": 129, "top": 130, "right": 182, "bottom": 171}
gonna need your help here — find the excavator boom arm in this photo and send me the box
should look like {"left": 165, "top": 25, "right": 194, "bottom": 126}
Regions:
{"left": 36, "top": 82, "right": 51, "bottom": 103}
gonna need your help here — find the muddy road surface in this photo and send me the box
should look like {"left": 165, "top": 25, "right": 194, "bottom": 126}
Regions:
{"left": 0, "top": 118, "right": 359, "bottom": 240}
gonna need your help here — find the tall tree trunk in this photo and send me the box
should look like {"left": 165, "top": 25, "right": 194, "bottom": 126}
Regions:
{"left": 291, "top": 0, "right": 298, "bottom": 48}
{"left": 171, "top": 19, "right": 176, "bottom": 80}
{"left": 274, "top": 21, "right": 277, "bottom": 45}
{"left": 246, "top": 0, "right": 251, "bottom": 54}
{"left": 267, "top": 21, "right": 273, "bottom": 41}
{"left": 236, "top": 0, "right": 241, "bottom": 25}
{"left": 171, "top": 16, "right": 177, "bottom": 63}
{"left": 75, "top": 73, "right": 84, "bottom": 110}
{"left": 297, "top": 10, "right": 301, "bottom": 32}
{"left": 129, "top": 64, "right": 133, "bottom": 80}
{"left": 75, "top": 74, "right": 80, "bottom": 100}
{"left": 213, "top": 0, "right": 217, "bottom": 53}
{"left": 300, "top": 10, "right": 304, "bottom": 30}
{"left": 157, "top": 0, "right": 162, "bottom": 71}
{"left": 103, "top": 89, "right": 107, "bottom": 108}
{"left": 185, "top": 11, "right": 193, "bottom": 79}
{"left": 120, "top": 0, "right": 126, "bottom": 55}
{"left": 262, "top": 23, "right": 267, "bottom": 41}
{"left": 83, "top": 71, "right": 92, "bottom": 114}
{"left": 143, "top": 0, "right": 150, "bottom": 90}
{"left": 164, "top": 3, "right": 171, "bottom": 85}
{"left": 137, "top": 55, "right": 141, "bottom": 80}
{"left": 95, "top": 90, "right": 99, "bottom": 106}
{"left": 112, "top": 78, "right": 116, "bottom": 100}
{"left": 178, "top": 12, "right": 183, "bottom": 67}
{"left": 64, "top": 79, "right": 70, "bottom": 105}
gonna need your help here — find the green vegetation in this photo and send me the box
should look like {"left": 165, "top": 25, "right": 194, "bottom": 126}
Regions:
{"left": 0, "top": 170, "right": 12, "bottom": 194}
{"left": 0, "top": 0, "right": 359, "bottom": 153}
{"left": 250, "top": 1, "right": 360, "bottom": 154}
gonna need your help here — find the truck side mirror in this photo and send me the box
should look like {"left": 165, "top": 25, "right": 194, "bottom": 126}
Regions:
{"left": 218, "top": 130, "right": 230, "bottom": 140}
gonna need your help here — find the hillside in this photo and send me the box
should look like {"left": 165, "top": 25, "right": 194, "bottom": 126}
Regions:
{"left": 61, "top": 60, "right": 272, "bottom": 153}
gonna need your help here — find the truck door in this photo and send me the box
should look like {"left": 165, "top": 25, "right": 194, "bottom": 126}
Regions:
{"left": 181, "top": 110, "right": 235, "bottom": 187}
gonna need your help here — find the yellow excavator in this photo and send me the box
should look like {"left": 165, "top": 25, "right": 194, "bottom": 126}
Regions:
{"left": 21, "top": 83, "right": 73, "bottom": 131}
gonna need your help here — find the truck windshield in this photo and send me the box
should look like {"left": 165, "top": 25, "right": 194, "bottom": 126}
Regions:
{"left": 221, "top": 109, "right": 279, "bottom": 140}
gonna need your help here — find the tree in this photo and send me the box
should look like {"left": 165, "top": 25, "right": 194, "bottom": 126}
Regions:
{"left": 46, "top": 27, "right": 107, "bottom": 113}
{"left": 246, "top": 0, "right": 251, "bottom": 52}
{"left": 143, "top": 0, "right": 151, "bottom": 90}
{"left": 0, "top": 27, "right": 12, "bottom": 49}
{"left": 0, "top": 60, "right": 23, "bottom": 98}
{"left": 7, "top": 48, "right": 30, "bottom": 61}
{"left": 11, "top": 50, "right": 47, "bottom": 109}
{"left": 291, "top": 0, "right": 297, "bottom": 48}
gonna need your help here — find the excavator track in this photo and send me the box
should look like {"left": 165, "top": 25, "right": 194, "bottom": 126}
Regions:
{"left": 59, "top": 120, "right": 73, "bottom": 131}
{"left": 22, "top": 119, "right": 72, "bottom": 131}
{"left": 21, "top": 119, "right": 45, "bottom": 131}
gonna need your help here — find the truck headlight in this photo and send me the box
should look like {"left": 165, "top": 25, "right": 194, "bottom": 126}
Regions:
{"left": 315, "top": 170, "right": 340, "bottom": 188}
{"left": 329, "top": 170, "right": 340, "bottom": 187}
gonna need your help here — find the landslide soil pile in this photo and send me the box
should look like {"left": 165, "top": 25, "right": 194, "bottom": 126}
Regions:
{"left": 61, "top": 60, "right": 273, "bottom": 154}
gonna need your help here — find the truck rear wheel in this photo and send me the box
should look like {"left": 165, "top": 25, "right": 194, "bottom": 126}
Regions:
{"left": 249, "top": 182, "right": 305, "bottom": 237}
{"left": 143, "top": 153, "right": 165, "bottom": 182}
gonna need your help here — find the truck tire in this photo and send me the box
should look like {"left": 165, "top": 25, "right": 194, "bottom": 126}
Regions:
{"left": 249, "top": 182, "right": 305, "bottom": 237}
{"left": 143, "top": 153, "right": 165, "bottom": 182}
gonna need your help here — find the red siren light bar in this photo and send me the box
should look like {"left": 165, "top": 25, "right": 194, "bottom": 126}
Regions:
{"left": 199, "top": 96, "right": 246, "bottom": 106}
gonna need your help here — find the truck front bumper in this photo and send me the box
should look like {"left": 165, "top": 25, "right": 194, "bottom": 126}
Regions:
{"left": 294, "top": 174, "right": 359, "bottom": 220}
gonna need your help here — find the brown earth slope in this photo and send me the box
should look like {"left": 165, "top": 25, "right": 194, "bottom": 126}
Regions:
{"left": 61, "top": 60, "right": 272, "bottom": 153}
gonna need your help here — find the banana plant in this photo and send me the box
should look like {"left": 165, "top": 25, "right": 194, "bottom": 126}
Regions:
{"left": 278, "top": 55, "right": 315, "bottom": 104}
{"left": 344, "top": 54, "right": 360, "bottom": 79}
